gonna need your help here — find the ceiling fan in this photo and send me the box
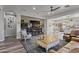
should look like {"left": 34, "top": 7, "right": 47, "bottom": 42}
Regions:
{"left": 40, "top": 6, "right": 60, "bottom": 13}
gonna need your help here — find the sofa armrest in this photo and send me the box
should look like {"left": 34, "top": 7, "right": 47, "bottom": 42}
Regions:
{"left": 48, "top": 49, "right": 57, "bottom": 53}
{"left": 72, "top": 37, "right": 79, "bottom": 42}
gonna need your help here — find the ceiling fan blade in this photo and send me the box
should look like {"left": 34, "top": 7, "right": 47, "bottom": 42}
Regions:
{"left": 52, "top": 7, "right": 60, "bottom": 11}
{"left": 39, "top": 10, "right": 50, "bottom": 12}
{"left": 64, "top": 5, "right": 70, "bottom": 8}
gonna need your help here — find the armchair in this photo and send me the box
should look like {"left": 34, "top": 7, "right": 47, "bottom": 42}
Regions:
{"left": 63, "top": 30, "right": 79, "bottom": 42}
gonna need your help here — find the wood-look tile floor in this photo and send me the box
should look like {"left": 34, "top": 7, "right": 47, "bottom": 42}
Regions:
{"left": 0, "top": 36, "right": 26, "bottom": 53}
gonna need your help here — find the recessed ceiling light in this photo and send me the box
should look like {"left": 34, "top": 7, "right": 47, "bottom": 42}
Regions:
{"left": 33, "top": 7, "right": 36, "bottom": 10}
{"left": 48, "top": 12, "right": 50, "bottom": 15}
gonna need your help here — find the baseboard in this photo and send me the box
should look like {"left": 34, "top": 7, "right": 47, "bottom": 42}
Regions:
{"left": 0, "top": 39, "right": 5, "bottom": 42}
{"left": 5, "top": 35, "right": 16, "bottom": 38}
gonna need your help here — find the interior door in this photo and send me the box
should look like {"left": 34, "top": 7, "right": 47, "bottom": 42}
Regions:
{"left": 4, "top": 15, "right": 16, "bottom": 37}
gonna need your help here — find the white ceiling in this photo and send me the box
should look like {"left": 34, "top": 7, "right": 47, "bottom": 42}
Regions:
{"left": 3, "top": 5, "right": 79, "bottom": 19}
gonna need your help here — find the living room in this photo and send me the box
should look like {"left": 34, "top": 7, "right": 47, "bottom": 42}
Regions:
{"left": 0, "top": 5, "right": 79, "bottom": 53}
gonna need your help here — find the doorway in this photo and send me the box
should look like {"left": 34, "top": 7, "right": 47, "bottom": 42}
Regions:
{"left": 4, "top": 11, "right": 17, "bottom": 41}
{"left": 20, "top": 15, "right": 45, "bottom": 52}
{"left": 21, "top": 15, "right": 44, "bottom": 36}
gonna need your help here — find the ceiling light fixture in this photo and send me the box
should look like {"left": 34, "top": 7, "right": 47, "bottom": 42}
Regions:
{"left": 48, "top": 12, "right": 50, "bottom": 15}
{"left": 33, "top": 7, "right": 36, "bottom": 10}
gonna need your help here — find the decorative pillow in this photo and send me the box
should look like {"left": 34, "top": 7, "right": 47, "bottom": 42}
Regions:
{"left": 75, "top": 30, "right": 79, "bottom": 35}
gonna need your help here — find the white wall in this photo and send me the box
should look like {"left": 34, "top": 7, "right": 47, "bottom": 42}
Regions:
{"left": 0, "top": 6, "right": 4, "bottom": 41}
{"left": 46, "top": 13, "right": 79, "bottom": 35}
{"left": 16, "top": 13, "right": 21, "bottom": 39}
{"left": 43, "top": 19, "right": 47, "bottom": 35}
